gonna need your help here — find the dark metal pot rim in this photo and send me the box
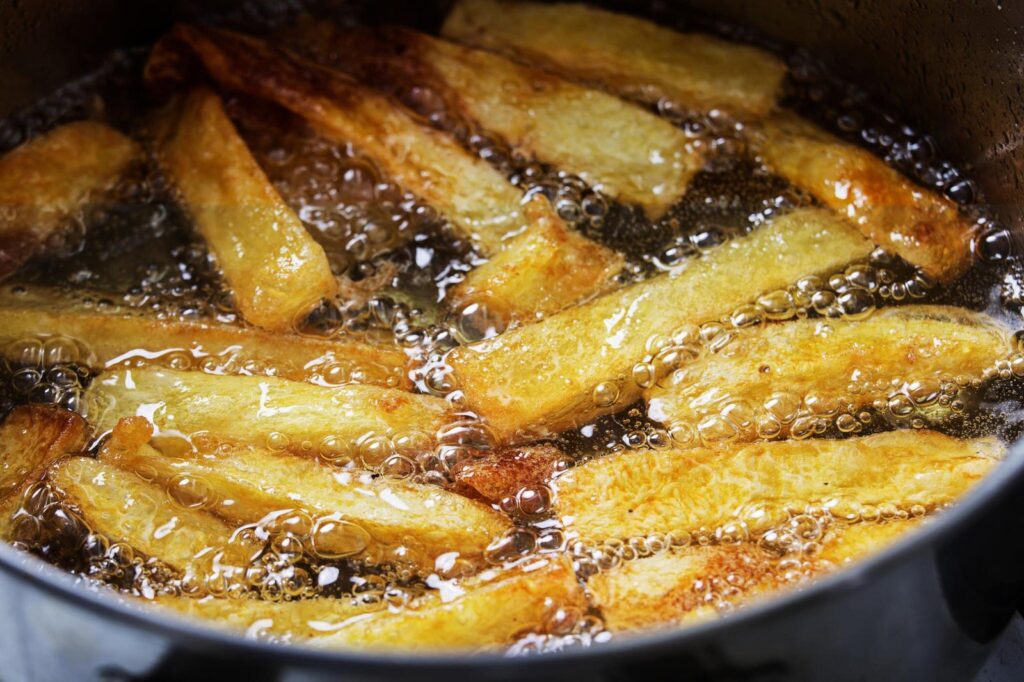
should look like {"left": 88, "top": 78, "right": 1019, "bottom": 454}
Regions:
{"left": 3, "top": 438, "right": 1022, "bottom": 673}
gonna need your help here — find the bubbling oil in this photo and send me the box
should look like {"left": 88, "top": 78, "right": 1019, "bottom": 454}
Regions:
{"left": 0, "top": 0, "right": 1022, "bottom": 655}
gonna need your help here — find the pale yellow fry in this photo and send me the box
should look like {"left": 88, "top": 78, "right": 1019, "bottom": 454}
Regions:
{"left": 442, "top": 0, "right": 786, "bottom": 119}
{"left": 0, "top": 285, "right": 410, "bottom": 389}
{"left": 448, "top": 208, "right": 873, "bottom": 443}
{"left": 156, "top": 555, "right": 584, "bottom": 651}
{"left": 156, "top": 87, "right": 337, "bottom": 331}
{"left": 753, "top": 111, "right": 974, "bottom": 281}
{"left": 449, "top": 196, "right": 624, "bottom": 323}
{"left": 555, "top": 430, "right": 1001, "bottom": 546}
{"left": 99, "top": 416, "right": 512, "bottom": 571}
{"left": 0, "top": 121, "right": 141, "bottom": 279}
{"left": 149, "top": 25, "right": 523, "bottom": 256}
{"left": 646, "top": 305, "right": 1011, "bottom": 441}
{"left": 590, "top": 520, "right": 920, "bottom": 632}
{"left": 292, "top": 22, "right": 701, "bottom": 217}
{"left": 84, "top": 368, "right": 449, "bottom": 464}
{"left": 47, "top": 457, "right": 252, "bottom": 572}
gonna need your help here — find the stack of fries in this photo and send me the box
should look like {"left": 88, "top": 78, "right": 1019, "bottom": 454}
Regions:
{"left": 0, "top": 0, "right": 1015, "bottom": 654}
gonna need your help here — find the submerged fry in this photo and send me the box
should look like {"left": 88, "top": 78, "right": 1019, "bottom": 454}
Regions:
{"left": 290, "top": 21, "right": 702, "bottom": 217}
{"left": 0, "top": 285, "right": 409, "bottom": 388}
{"left": 156, "top": 87, "right": 337, "bottom": 331}
{"left": 47, "top": 457, "right": 252, "bottom": 573}
{"left": 85, "top": 368, "right": 448, "bottom": 463}
{"left": 555, "top": 430, "right": 1001, "bottom": 545}
{"left": 453, "top": 443, "right": 566, "bottom": 505}
{"left": 449, "top": 197, "right": 623, "bottom": 323}
{"left": 442, "top": 0, "right": 786, "bottom": 119}
{"left": 754, "top": 111, "right": 974, "bottom": 281}
{"left": 646, "top": 305, "right": 1011, "bottom": 441}
{"left": 0, "top": 121, "right": 142, "bottom": 279}
{"left": 159, "top": 555, "right": 583, "bottom": 650}
{"left": 448, "top": 208, "right": 873, "bottom": 442}
{"left": 590, "top": 520, "right": 920, "bottom": 632}
{"left": 99, "top": 417, "right": 512, "bottom": 571}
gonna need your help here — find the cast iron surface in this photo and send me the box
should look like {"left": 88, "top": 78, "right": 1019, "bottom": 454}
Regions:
{"left": 0, "top": 1, "right": 1023, "bottom": 680}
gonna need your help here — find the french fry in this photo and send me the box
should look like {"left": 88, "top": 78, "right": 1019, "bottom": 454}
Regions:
{"left": 0, "top": 121, "right": 142, "bottom": 280}
{"left": 442, "top": 0, "right": 786, "bottom": 119}
{"left": 453, "top": 443, "right": 566, "bottom": 504}
{"left": 646, "top": 305, "right": 1011, "bottom": 441}
{"left": 448, "top": 208, "right": 874, "bottom": 443}
{"left": 155, "top": 87, "right": 337, "bottom": 331}
{"left": 555, "top": 430, "right": 1001, "bottom": 546}
{"left": 0, "top": 406, "right": 87, "bottom": 540}
{"left": 84, "top": 367, "right": 448, "bottom": 463}
{"left": 753, "top": 111, "right": 974, "bottom": 281}
{"left": 99, "top": 417, "right": 512, "bottom": 571}
{"left": 448, "top": 196, "right": 623, "bottom": 323}
{"left": 149, "top": 26, "right": 622, "bottom": 319}
{"left": 0, "top": 284, "right": 410, "bottom": 389}
{"left": 157, "top": 555, "right": 585, "bottom": 651}
{"left": 288, "top": 21, "right": 702, "bottom": 218}
{"left": 590, "top": 520, "right": 920, "bottom": 632}
{"left": 47, "top": 457, "right": 253, "bottom": 573}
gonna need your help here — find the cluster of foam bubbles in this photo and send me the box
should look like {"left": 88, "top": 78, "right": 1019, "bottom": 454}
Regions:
{"left": 0, "top": 336, "right": 92, "bottom": 418}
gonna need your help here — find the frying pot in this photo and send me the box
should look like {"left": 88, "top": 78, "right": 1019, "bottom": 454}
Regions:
{"left": 1, "top": 1, "right": 1023, "bottom": 680}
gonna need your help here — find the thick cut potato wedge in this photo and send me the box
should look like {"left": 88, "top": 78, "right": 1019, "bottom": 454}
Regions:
{"left": 442, "top": 0, "right": 786, "bottom": 119}
{"left": 449, "top": 197, "right": 623, "bottom": 323}
{"left": 448, "top": 208, "right": 873, "bottom": 443}
{"left": 149, "top": 25, "right": 522, "bottom": 256}
{"left": 646, "top": 305, "right": 1011, "bottom": 441}
{"left": 555, "top": 430, "right": 1000, "bottom": 545}
{"left": 0, "top": 121, "right": 142, "bottom": 280}
{"left": 84, "top": 368, "right": 448, "bottom": 463}
{"left": 289, "top": 21, "right": 701, "bottom": 218}
{"left": 590, "top": 520, "right": 919, "bottom": 632}
{"left": 754, "top": 112, "right": 973, "bottom": 281}
{"left": 0, "top": 406, "right": 87, "bottom": 541}
{"left": 0, "top": 285, "right": 409, "bottom": 389}
{"left": 156, "top": 87, "right": 337, "bottom": 331}
{"left": 99, "top": 416, "right": 512, "bottom": 571}
{"left": 160, "top": 555, "right": 584, "bottom": 651}
{"left": 47, "top": 457, "right": 253, "bottom": 573}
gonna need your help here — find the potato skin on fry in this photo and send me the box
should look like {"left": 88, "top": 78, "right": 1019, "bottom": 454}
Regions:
{"left": 590, "top": 520, "right": 920, "bottom": 632}
{"left": 555, "top": 430, "right": 1000, "bottom": 546}
{"left": 85, "top": 368, "right": 448, "bottom": 463}
{"left": 156, "top": 87, "right": 338, "bottom": 331}
{"left": 754, "top": 111, "right": 974, "bottom": 281}
{"left": 47, "top": 457, "right": 253, "bottom": 573}
{"left": 0, "top": 121, "right": 141, "bottom": 280}
{"left": 99, "top": 417, "right": 512, "bottom": 571}
{"left": 646, "top": 305, "right": 1010, "bottom": 442}
{"left": 448, "top": 208, "right": 873, "bottom": 443}
{"left": 449, "top": 197, "right": 624, "bottom": 323}
{"left": 0, "top": 285, "right": 410, "bottom": 389}
{"left": 442, "top": 0, "right": 786, "bottom": 119}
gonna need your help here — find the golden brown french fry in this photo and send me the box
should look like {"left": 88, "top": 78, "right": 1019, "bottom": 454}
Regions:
{"left": 289, "top": 22, "right": 702, "bottom": 218}
{"left": 645, "top": 305, "right": 1011, "bottom": 442}
{"left": 453, "top": 443, "right": 566, "bottom": 505}
{"left": 0, "top": 121, "right": 142, "bottom": 280}
{"left": 99, "top": 416, "right": 512, "bottom": 571}
{"left": 0, "top": 285, "right": 410, "bottom": 389}
{"left": 442, "top": 0, "right": 786, "bottom": 119}
{"left": 155, "top": 87, "right": 337, "bottom": 331}
{"left": 753, "top": 111, "right": 974, "bottom": 281}
{"left": 590, "top": 520, "right": 920, "bottom": 632}
{"left": 84, "top": 367, "right": 448, "bottom": 463}
{"left": 157, "top": 555, "right": 584, "bottom": 650}
{"left": 150, "top": 27, "right": 622, "bottom": 320}
{"left": 47, "top": 457, "right": 253, "bottom": 573}
{"left": 555, "top": 430, "right": 1000, "bottom": 546}
{"left": 0, "top": 406, "right": 87, "bottom": 541}
{"left": 448, "top": 196, "right": 623, "bottom": 323}
{"left": 448, "top": 208, "right": 873, "bottom": 443}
